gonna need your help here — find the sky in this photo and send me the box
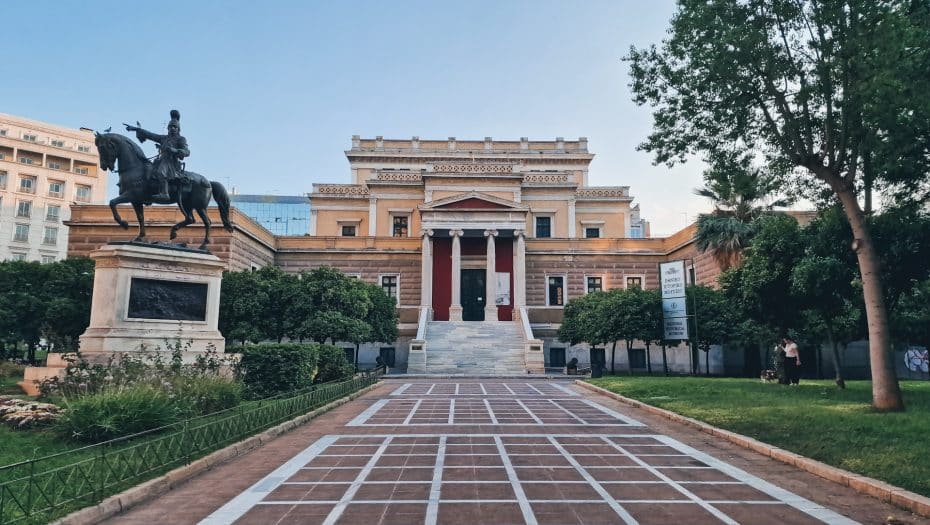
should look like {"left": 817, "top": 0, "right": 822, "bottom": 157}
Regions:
{"left": 1, "top": 0, "right": 713, "bottom": 235}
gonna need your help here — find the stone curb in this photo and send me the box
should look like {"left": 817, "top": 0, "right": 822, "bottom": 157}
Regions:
{"left": 575, "top": 380, "right": 930, "bottom": 518}
{"left": 51, "top": 382, "right": 383, "bottom": 525}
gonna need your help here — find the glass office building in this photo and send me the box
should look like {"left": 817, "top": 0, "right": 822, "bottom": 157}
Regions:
{"left": 230, "top": 194, "right": 311, "bottom": 236}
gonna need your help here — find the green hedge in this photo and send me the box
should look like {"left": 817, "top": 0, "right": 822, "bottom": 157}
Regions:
{"left": 315, "top": 344, "right": 355, "bottom": 383}
{"left": 236, "top": 343, "right": 318, "bottom": 398}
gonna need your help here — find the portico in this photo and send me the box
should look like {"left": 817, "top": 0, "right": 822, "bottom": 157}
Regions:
{"left": 418, "top": 192, "right": 528, "bottom": 322}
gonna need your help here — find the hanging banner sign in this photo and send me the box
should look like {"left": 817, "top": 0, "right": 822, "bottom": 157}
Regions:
{"left": 662, "top": 297, "right": 688, "bottom": 318}
{"left": 495, "top": 272, "right": 511, "bottom": 305}
{"left": 664, "top": 317, "right": 688, "bottom": 339}
{"left": 660, "top": 260, "right": 687, "bottom": 299}
{"left": 660, "top": 260, "right": 689, "bottom": 339}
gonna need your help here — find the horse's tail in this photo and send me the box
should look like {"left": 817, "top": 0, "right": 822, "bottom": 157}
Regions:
{"left": 211, "top": 181, "right": 234, "bottom": 232}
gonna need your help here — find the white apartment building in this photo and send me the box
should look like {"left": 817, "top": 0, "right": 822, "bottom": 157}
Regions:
{"left": 0, "top": 113, "right": 106, "bottom": 262}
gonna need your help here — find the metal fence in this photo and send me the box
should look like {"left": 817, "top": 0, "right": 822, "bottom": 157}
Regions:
{"left": 0, "top": 368, "right": 383, "bottom": 524}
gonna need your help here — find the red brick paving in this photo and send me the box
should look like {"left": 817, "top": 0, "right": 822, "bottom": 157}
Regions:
{"left": 99, "top": 380, "right": 930, "bottom": 525}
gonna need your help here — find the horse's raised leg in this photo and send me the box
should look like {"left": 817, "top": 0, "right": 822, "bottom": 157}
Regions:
{"left": 131, "top": 202, "right": 146, "bottom": 242}
{"left": 195, "top": 207, "right": 212, "bottom": 250}
{"left": 109, "top": 195, "right": 132, "bottom": 229}
{"left": 169, "top": 203, "right": 195, "bottom": 241}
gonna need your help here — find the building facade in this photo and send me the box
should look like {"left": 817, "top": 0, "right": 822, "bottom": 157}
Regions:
{"left": 66, "top": 136, "right": 721, "bottom": 372}
{"left": 0, "top": 113, "right": 106, "bottom": 262}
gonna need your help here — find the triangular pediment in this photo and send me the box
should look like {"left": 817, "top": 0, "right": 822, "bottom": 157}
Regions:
{"left": 419, "top": 191, "right": 528, "bottom": 210}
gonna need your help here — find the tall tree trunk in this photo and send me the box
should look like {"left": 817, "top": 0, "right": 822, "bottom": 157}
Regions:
{"left": 704, "top": 346, "right": 710, "bottom": 376}
{"left": 661, "top": 343, "right": 669, "bottom": 376}
{"left": 645, "top": 342, "right": 653, "bottom": 374}
{"left": 626, "top": 340, "right": 634, "bottom": 376}
{"left": 610, "top": 341, "right": 617, "bottom": 374}
{"left": 827, "top": 326, "right": 846, "bottom": 389}
{"left": 832, "top": 183, "right": 903, "bottom": 410}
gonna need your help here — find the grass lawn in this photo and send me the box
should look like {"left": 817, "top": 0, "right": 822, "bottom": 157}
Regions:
{"left": 589, "top": 376, "right": 930, "bottom": 498}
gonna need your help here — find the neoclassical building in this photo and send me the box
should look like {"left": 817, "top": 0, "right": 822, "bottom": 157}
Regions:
{"left": 67, "top": 136, "right": 720, "bottom": 374}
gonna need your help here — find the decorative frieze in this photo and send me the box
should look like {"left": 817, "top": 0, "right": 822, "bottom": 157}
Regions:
{"left": 523, "top": 173, "right": 569, "bottom": 184}
{"left": 576, "top": 187, "right": 629, "bottom": 199}
{"left": 376, "top": 171, "right": 423, "bottom": 182}
{"left": 432, "top": 162, "right": 514, "bottom": 174}
{"left": 313, "top": 184, "right": 370, "bottom": 196}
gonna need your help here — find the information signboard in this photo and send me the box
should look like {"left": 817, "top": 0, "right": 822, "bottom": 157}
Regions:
{"left": 659, "top": 260, "right": 689, "bottom": 340}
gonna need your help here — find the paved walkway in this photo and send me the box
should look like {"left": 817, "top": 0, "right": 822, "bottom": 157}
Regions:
{"left": 102, "top": 380, "right": 929, "bottom": 525}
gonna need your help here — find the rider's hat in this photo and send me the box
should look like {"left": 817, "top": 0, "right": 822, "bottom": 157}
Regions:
{"left": 168, "top": 109, "right": 180, "bottom": 130}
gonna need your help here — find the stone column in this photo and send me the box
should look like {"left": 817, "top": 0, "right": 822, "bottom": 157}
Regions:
{"left": 449, "top": 229, "right": 464, "bottom": 321}
{"left": 484, "top": 229, "right": 498, "bottom": 321}
{"left": 420, "top": 230, "right": 433, "bottom": 315}
{"left": 567, "top": 198, "right": 577, "bottom": 238}
{"left": 514, "top": 229, "right": 527, "bottom": 318}
{"left": 368, "top": 197, "right": 378, "bottom": 236}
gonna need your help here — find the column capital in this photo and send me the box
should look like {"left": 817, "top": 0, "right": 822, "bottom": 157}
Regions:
{"left": 514, "top": 229, "right": 526, "bottom": 239}
{"left": 449, "top": 229, "right": 464, "bottom": 237}
{"left": 420, "top": 229, "right": 434, "bottom": 238}
{"left": 483, "top": 229, "right": 498, "bottom": 237}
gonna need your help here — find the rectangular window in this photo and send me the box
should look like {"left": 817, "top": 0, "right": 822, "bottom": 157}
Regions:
{"left": 341, "top": 225, "right": 356, "bottom": 237}
{"left": 47, "top": 161, "right": 62, "bottom": 170}
{"left": 75, "top": 185, "right": 91, "bottom": 202}
{"left": 20, "top": 177, "right": 35, "bottom": 193}
{"left": 590, "top": 347, "right": 606, "bottom": 368}
{"left": 78, "top": 145, "right": 91, "bottom": 153}
{"left": 46, "top": 205, "right": 61, "bottom": 221}
{"left": 547, "top": 347, "right": 566, "bottom": 368}
{"left": 535, "top": 216, "right": 552, "bottom": 238}
{"left": 19, "top": 157, "right": 34, "bottom": 165}
{"left": 0, "top": 153, "right": 4, "bottom": 160}
{"left": 50, "top": 139, "right": 65, "bottom": 148}
{"left": 41, "top": 255, "right": 56, "bottom": 264}
{"left": 0, "top": 129, "right": 7, "bottom": 136}
{"left": 16, "top": 201, "right": 32, "bottom": 218}
{"left": 379, "top": 347, "right": 396, "bottom": 367}
{"left": 629, "top": 348, "right": 647, "bottom": 369}
{"left": 547, "top": 276, "right": 565, "bottom": 306}
{"left": 584, "top": 227, "right": 600, "bottom": 238}
{"left": 0, "top": 171, "right": 7, "bottom": 189}
{"left": 586, "top": 276, "right": 603, "bottom": 293}
{"left": 13, "top": 224, "right": 29, "bottom": 242}
{"left": 626, "top": 276, "right": 643, "bottom": 289}
{"left": 43, "top": 227, "right": 58, "bottom": 245}
{"left": 74, "top": 166, "right": 89, "bottom": 175}
{"left": 380, "top": 275, "right": 398, "bottom": 302}
{"left": 392, "top": 216, "right": 408, "bottom": 237}
{"left": 22, "top": 133, "right": 37, "bottom": 142}
{"left": 48, "top": 181, "right": 64, "bottom": 198}
{"left": 11, "top": 253, "right": 27, "bottom": 262}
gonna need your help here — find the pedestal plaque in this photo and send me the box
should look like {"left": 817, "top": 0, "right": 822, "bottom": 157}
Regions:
{"left": 78, "top": 243, "right": 226, "bottom": 357}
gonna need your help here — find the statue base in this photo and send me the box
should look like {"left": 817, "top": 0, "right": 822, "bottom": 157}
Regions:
{"left": 21, "top": 244, "right": 228, "bottom": 395}
{"left": 78, "top": 243, "right": 227, "bottom": 355}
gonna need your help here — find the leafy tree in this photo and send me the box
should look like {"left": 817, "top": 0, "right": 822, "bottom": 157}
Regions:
{"left": 558, "top": 292, "right": 613, "bottom": 369}
{"left": 791, "top": 255, "right": 861, "bottom": 388}
{"left": 41, "top": 257, "right": 94, "bottom": 352}
{"left": 686, "top": 285, "right": 737, "bottom": 375}
{"left": 256, "top": 267, "right": 301, "bottom": 343}
{"left": 219, "top": 269, "right": 268, "bottom": 345}
{"left": 0, "top": 261, "right": 51, "bottom": 362}
{"left": 695, "top": 154, "right": 789, "bottom": 269}
{"left": 627, "top": 0, "right": 930, "bottom": 410}
{"left": 892, "top": 279, "right": 930, "bottom": 350}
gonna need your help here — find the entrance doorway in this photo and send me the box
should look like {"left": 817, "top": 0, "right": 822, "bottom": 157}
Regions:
{"left": 461, "top": 269, "right": 486, "bottom": 321}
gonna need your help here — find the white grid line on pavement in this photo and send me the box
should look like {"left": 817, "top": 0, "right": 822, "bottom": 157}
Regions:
{"left": 493, "top": 435, "right": 537, "bottom": 525}
{"left": 320, "top": 436, "right": 393, "bottom": 525}
{"left": 425, "top": 436, "right": 447, "bottom": 525}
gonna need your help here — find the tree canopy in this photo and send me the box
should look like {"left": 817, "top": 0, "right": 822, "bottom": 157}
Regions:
{"left": 627, "top": 0, "right": 930, "bottom": 409}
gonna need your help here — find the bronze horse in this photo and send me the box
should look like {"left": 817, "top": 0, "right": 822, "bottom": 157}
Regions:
{"left": 95, "top": 132, "right": 233, "bottom": 250}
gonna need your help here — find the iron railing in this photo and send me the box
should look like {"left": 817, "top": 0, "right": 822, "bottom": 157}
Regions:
{"left": 0, "top": 368, "right": 383, "bottom": 524}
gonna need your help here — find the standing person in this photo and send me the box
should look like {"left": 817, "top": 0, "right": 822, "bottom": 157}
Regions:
{"left": 784, "top": 337, "right": 801, "bottom": 385}
{"left": 774, "top": 342, "right": 788, "bottom": 385}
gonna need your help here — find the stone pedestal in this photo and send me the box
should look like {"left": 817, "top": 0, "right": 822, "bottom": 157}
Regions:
{"left": 78, "top": 243, "right": 226, "bottom": 357}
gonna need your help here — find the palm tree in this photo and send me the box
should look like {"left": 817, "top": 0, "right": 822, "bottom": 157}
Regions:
{"left": 694, "top": 154, "right": 789, "bottom": 270}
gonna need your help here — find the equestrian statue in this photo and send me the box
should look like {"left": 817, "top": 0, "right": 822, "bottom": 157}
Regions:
{"left": 94, "top": 109, "right": 233, "bottom": 251}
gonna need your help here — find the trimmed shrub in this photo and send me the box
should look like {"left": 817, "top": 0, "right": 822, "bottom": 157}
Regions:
{"left": 56, "top": 385, "right": 185, "bottom": 443}
{"left": 172, "top": 376, "right": 243, "bottom": 415}
{"left": 315, "top": 344, "right": 355, "bottom": 383}
{"left": 236, "top": 343, "right": 318, "bottom": 398}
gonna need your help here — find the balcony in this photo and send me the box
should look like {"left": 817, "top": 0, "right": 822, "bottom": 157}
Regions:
{"left": 73, "top": 167, "right": 89, "bottom": 175}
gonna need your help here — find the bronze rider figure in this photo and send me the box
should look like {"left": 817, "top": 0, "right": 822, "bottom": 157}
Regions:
{"left": 124, "top": 109, "right": 189, "bottom": 203}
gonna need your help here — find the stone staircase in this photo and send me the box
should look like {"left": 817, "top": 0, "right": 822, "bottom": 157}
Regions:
{"left": 418, "top": 321, "right": 528, "bottom": 375}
